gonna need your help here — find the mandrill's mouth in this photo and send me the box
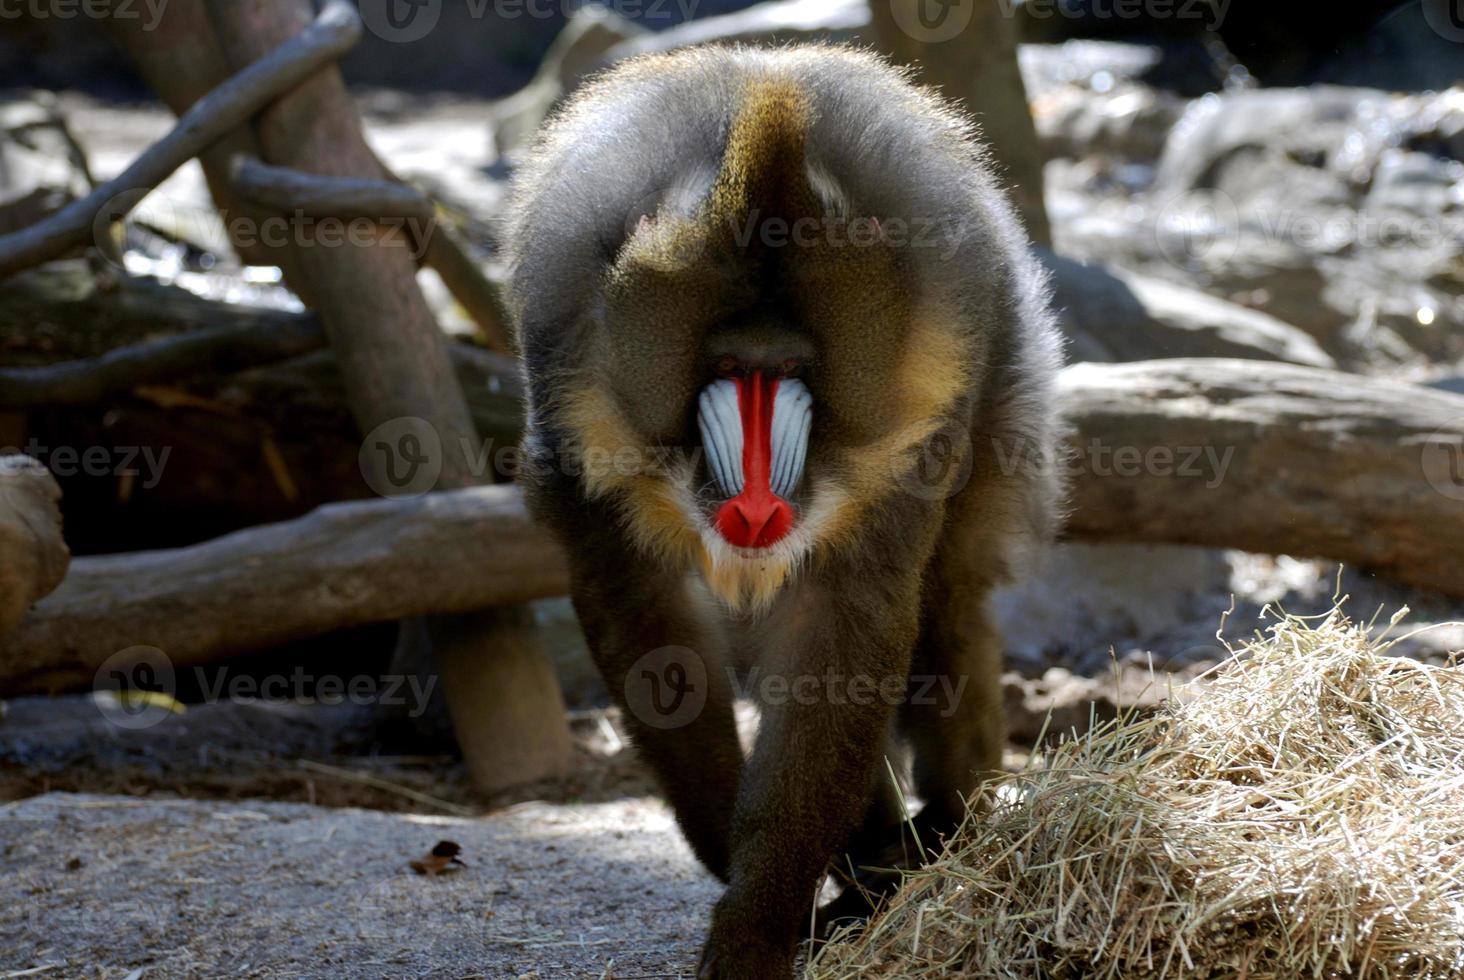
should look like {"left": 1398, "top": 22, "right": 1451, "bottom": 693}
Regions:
{"left": 698, "top": 371, "right": 812, "bottom": 549}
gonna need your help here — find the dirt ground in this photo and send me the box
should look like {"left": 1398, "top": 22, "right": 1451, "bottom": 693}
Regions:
{"left": 0, "top": 791, "right": 718, "bottom": 979}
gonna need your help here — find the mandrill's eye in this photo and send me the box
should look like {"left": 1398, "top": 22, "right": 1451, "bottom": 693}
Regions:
{"left": 697, "top": 374, "right": 813, "bottom": 549}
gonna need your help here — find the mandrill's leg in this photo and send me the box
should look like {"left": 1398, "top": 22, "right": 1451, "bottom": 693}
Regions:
{"left": 905, "top": 461, "right": 1016, "bottom": 840}
{"left": 698, "top": 501, "right": 941, "bottom": 979}
{"left": 815, "top": 745, "right": 919, "bottom": 934}
{"left": 905, "top": 589, "right": 1005, "bottom": 836}
{"left": 563, "top": 510, "right": 744, "bottom": 881}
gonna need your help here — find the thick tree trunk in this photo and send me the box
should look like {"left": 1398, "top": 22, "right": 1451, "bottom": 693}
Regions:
{"left": 872, "top": 0, "right": 1050, "bottom": 244}
{"left": 201, "top": 0, "right": 570, "bottom": 792}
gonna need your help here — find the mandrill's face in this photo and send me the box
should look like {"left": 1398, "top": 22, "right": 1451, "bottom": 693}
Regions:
{"left": 697, "top": 371, "right": 813, "bottom": 550}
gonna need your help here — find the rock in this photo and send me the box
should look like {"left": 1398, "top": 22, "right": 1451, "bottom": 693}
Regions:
{"left": 1153, "top": 87, "right": 1391, "bottom": 194}
{"left": 1018, "top": 40, "right": 1164, "bottom": 100}
{"left": 1034, "top": 81, "right": 1185, "bottom": 162}
{"left": 1365, "top": 148, "right": 1464, "bottom": 216}
{"left": 0, "top": 455, "right": 68, "bottom": 639}
{"left": 994, "top": 542, "right": 1230, "bottom": 674}
{"left": 1175, "top": 236, "right": 1351, "bottom": 344}
{"left": 1430, "top": 375, "right": 1464, "bottom": 397}
{"left": 1001, "top": 665, "right": 1179, "bottom": 746}
{"left": 1156, "top": 87, "right": 1464, "bottom": 200}
{"left": 1043, "top": 250, "right": 1336, "bottom": 367}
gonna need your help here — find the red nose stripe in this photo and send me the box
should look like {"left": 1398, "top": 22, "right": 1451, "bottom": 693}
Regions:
{"left": 714, "top": 370, "right": 794, "bottom": 548}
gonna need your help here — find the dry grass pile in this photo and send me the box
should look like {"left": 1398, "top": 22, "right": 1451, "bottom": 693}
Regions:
{"left": 809, "top": 607, "right": 1464, "bottom": 979}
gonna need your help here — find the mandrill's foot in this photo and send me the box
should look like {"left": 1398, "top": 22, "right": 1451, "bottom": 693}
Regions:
{"left": 816, "top": 801, "right": 965, "bottom": 938}
{"left": 697, "top": 901, "right": 798, "bottom": 979}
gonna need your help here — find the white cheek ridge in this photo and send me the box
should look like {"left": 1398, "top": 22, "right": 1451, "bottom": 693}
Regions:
{"left": 770, "top": 379, "right": 812, "bottom": 500}
{"left": 698, "top": 380, "right": 744, "bottom": 498}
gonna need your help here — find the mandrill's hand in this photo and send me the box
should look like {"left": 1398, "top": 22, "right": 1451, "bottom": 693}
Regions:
{"left": 697, "top": 902, "right": 798, "bottom": 979}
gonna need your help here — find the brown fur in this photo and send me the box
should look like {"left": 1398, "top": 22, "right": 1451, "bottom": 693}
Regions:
{"left": 507, "top": 46, "right": 1066, "bottom": 979}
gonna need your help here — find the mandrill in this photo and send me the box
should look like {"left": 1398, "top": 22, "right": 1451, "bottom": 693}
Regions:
{"left": 506, "top": 45, "right": 1064, "bottom": 979}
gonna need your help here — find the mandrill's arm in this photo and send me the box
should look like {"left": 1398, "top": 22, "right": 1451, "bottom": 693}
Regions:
{"left": 698, "top": 490, "right": 946, "bottom": 979}
{"left": 548, "top": 490, "right": 746, "bottom": 880}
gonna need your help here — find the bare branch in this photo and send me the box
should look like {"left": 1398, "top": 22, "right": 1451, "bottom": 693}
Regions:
{"left": 228, "top": 154, "right": 435, "bottom": 221}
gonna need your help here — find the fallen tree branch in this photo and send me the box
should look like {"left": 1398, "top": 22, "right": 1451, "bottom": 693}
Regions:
{"left": 0, "top": 1, "right": 362, "bottom": 279}
{"left": 370, "top": 152, "right": 514, "bottom": 353}
{"left": 6, "top": 360, "right": 1461, "bottom": 693}
{"left": 0, "top": 316, "right": 325, "bottom": 407}
{"left": 1061, "top": 359, "right": 1464, "bottom": 596}
{"left": 416, "top": 221, "right": 515, "bottom": 354}
{"left": 228, "top": 155, "right": 435, "bottom": 221}
{"left": 0, "top": 485, "right": 568, "bottom": 693}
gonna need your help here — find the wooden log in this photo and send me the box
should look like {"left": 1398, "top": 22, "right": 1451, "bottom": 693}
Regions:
{"left": 232, "top": 153, "right": 514, "bottom": 351}
{"left": 1061, "top": 359, "right": 1464, "bottom": 597}
{"left": 0, "top": 455, "right": 69, "bottom": 640}
{"left": 6, "top": 360, "right": 1461, "bottom": 694}
{"left": 414, "top": 219, "right": 514, "bottom": 354}
{"left": 0, "top": 2, "right": 361, "bottom": 280}
{"left": 0, "top": 485, "right": 567, "bottom": 693}
{"left": 205, "top": 0, "right": 571, "bottom": 792}
{"left": 0, "top": 269, "right": 520, "bottom": 434}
